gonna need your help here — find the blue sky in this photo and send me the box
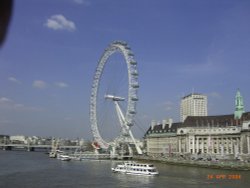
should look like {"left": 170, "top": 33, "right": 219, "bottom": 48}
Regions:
{"left": 0, "top": 0, "right": 250, "bottom": 139}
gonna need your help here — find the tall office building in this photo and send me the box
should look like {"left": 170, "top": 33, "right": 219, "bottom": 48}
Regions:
{"left": 180, "top": 93, "right": 207, "bottom": 122}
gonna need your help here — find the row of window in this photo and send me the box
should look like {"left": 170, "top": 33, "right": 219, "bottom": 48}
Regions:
{"left": 189, "top": 137, "right": 238, "bottom": 141}
{"left": 187, "top": 128, "right": 237, "bottom": 133}
{"left": 127, "top": 168, "right": 148, "bottom": 172}
{"left": 149, "top": 129, "right": 176, "bottom": 134}
{"left": 190, "top": 142, "right": 234, "bottom": 145}
{"left": 194, "top": 137, "right": 238, "bottom": 140}
{"left": 126, "top": 168, "right": 157, "bottom": 173}
{"left": 190, "top": 148, "right": 235, "bottom": 154}
{"left": 126, "top": 164, "right": 152, "bottom": 167}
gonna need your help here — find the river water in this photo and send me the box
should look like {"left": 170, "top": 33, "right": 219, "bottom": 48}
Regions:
{"left": 0, "top": 150, "right": 249, "bottom": 188}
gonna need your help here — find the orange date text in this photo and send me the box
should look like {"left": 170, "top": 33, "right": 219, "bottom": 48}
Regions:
{"left": 207, "top": 174, "right": 241, "bottom": 180}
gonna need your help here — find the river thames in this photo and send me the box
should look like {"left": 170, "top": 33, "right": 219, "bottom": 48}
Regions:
{"left": 0, "top": 150, "right": 249, "bottom": 188}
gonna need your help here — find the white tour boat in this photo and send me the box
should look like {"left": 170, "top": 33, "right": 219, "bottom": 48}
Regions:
{"left": 111, "top": 161, "right": 159, "bottom": 176}
{"left": 57, "top": 154, "right": 71, "bottom": 161}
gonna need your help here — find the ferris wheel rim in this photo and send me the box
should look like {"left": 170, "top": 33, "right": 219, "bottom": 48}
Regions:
{"left": 90, "top": 41, "right": 139, "bottom": 149}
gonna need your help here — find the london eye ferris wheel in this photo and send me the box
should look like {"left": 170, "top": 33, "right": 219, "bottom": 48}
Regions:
{"left": 90, "top": 41, "right": 142, "bottom": 155}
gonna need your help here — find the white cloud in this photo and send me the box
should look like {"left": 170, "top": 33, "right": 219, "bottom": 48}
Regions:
{"left": 160, "top": 101, "right": 174, "bottom": 111}
{"left": 14, "top": 103, "right": 24, "bottom": 108}
{"left": 33, "top": 80, "right": 48, "bottom": 89}
{"left": 33, "top": 80, "right": 69, "bottom": 89}
{"left": 208, "top": 92, "right": 221, "bottom": 98}
{"left": 44, "top": 14, "right": 76, "bottom": 31}
{"left": 0, "top": 97, "right": 13, "bottom": 103}
{"left": 176, "top": 53, "right": 226, "bottom": 75}
{"left": 0, "top": 96, "right": 43, "bottom": 112}
{"left": 164, "top": 102, "right": 173, "bottom": 111}
{"left": 8, "top": 77, "right": 21, "bottom": 84}
{"left": 73, "top": 0, "right": 90, "bottom": 5}
{"left": 178, "top": 62, "right": 216, "bottom": 74}
{"left": 55, "top": 82, "right": 69, "bottom": 88}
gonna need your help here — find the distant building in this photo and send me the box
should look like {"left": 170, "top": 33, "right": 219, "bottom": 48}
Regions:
{"left": 0, "top": 135, "right": 10, "bottom": 143}
{"left": 10, "top": 135, "right": 27, "bottom": 144}
{"left": 180, "top": 93, "right": 207, "bottom": 122}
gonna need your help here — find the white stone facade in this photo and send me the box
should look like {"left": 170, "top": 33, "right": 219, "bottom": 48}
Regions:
{"left": 177, "top": 126, "right": 244, "bottom": 156}
{"left": 145, "top": 119, "right": 250, "bottom": 159}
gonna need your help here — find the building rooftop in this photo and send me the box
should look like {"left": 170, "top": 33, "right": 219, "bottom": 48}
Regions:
{"left": 182, "top": 112, "right": 250, "bottom": 128}
{"left": 182, "top": 93, "right": 206, "bottom": 99}
{"left": 145, "top": 112, "right": 250, "bottom": 136}
{"left": 145, "top": 122, "right": 182, "bottom": 135}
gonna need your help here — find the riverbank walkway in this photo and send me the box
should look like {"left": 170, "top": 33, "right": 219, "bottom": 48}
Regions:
{"left": 134, "top": 155, "right": 250, "bottom": 171}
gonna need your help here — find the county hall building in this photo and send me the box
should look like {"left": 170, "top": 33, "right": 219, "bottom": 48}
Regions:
{"left": 145, "top": 90, "right": 250, "bottom": 160}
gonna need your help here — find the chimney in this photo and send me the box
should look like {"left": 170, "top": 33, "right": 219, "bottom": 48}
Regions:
{"left": 162, "top": 120, "right": 167, "bottom": 129}
{"left": 151, "top": 120, "right": 156, "bottom": 130}
{"left": 168, "top": 118, "right": 173, "bottom": 128}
